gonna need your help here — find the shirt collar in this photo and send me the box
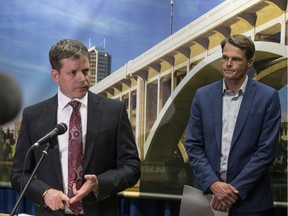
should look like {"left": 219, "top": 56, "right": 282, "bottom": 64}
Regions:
{"left": 57, "top": 88, "right": 88, "bottom": 110}
{"left": 222, "top": 75, "right": 248, "bottom": 95}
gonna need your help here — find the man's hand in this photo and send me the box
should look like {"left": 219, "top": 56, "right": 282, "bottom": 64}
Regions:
{"left": 209, "top": 181, "right": 238, "bottom": 209}
{"left": 211, "top": 196, "right": 229, "bottom": 212}
{"left": 43, "top": 188, "right": 70, "bottom": 211}
{"left": 69, "top": 174, "right": 99, "bottom": 204}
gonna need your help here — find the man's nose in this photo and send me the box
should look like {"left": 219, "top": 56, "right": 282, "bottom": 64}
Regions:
{"left": 76, "top": 72, "right": 86, "bottom": 81}
{"left": 226, "top": 58, "right": 233, "bottom": 66}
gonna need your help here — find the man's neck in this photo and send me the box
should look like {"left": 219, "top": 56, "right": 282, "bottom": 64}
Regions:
{"left": 224, "top": 79, "right": 244, "bottom": 95}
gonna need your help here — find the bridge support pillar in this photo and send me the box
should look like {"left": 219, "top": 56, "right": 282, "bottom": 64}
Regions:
{"left": 135, "top": 77, "right": 146, "bottom": 160}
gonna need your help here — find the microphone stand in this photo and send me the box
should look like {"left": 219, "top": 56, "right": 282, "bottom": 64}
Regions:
{"left": 10, "top": 141, "right": 53, "bottom": 216}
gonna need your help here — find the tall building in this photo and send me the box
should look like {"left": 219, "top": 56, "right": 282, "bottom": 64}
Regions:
{"left": 88, "top": 46, "right": 111, "bottom": 86}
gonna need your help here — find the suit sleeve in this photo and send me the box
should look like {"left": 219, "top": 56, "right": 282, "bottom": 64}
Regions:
{"left": 96, "top": 101, "right": 141, "bottom": 201}
{"left": 185, "top": 90, "right": 219, "bottom": 193}
{"left": 10, "top": 108, "right": 51, "bottom": 208}
{"left": 230, "top": 90, "right": 281, "bottom": 200}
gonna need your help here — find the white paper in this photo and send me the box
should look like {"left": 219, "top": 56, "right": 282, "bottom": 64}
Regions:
{"left": 179, "top": 185, "right": 214, "bottom": 216}
{"left": 18, "top": 214, "right": 34, "bottom": 216}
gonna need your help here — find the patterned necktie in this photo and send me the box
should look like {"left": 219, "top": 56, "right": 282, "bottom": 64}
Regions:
{"left": 68, "top": 100, "right": 83, "bottom": 215}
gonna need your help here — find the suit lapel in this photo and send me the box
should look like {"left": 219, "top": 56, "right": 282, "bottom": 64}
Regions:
{"left": 231, "top": 78, "right": 256, "bottom": 146}
{"left": 44, "top": 95, "right": 64, "bottom": 185}
{"left": 212, "top": 81, "right": 223, "bottom": 151}
{"left": 83, "top": 92, "right": 102, "bottom": 171}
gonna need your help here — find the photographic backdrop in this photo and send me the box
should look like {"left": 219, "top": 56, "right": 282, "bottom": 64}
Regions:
{"left": 0, "top": 0, "right": 287, "bottom": 205}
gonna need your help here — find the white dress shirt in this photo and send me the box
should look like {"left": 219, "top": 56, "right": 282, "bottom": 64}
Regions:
{"left": 57, "top": 89, "right": 88, "bottom": 213}
{"left": 220, "top": 75, "right": 248, "bottom": 181}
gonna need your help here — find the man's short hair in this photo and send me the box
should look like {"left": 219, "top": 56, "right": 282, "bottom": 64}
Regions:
{"left": 221, "top": 34, "right": 255, "bottom": 60}
{"left": 49, "top": 39, "right": 89, "bottom": 71}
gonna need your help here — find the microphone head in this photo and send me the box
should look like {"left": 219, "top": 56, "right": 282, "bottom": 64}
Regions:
{"left": 56, "top": 123, "right": 68, "bottom": 135}
{"left": 0, "top": 72, "right": 22, "bottom": 125}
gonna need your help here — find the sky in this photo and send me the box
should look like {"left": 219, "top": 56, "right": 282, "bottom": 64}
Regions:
{"left": 0, "top": 0, "right": 226, "bottom": 109}
{"left": 0, "top": 0, "right": 286, "bottom": 125}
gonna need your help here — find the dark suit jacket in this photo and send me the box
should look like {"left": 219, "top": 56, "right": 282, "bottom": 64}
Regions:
{"left": 11, "top": 91, "right": 141, "bottom": 216}
{"left": 185, "top": 77, "right": 281, "bottom": 212}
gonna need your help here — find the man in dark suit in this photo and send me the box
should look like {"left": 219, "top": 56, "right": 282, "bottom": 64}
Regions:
{"left": 185, "top": 34, "right": 281, "bottom": 216}
{"left": 11, "top": 39, "right": 141, "bottom": 216}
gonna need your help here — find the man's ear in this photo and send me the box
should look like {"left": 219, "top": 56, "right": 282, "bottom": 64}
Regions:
{"left": 51, "top": 69, "right": 59, "bottom": 83}
{"left": 248, "top": 58, "right": 254, "bottom": 68}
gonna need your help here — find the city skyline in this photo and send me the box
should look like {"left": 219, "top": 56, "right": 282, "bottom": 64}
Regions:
{"left": 0, "top": 0, "right": 286, "bottom": 127}
{"left": 0, "top": 0, "right": 225, "bottom": 113}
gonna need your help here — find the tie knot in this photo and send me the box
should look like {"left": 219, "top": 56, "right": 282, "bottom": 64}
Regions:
{"left": 69, "top": 100, "right": 81, "bottom": 109}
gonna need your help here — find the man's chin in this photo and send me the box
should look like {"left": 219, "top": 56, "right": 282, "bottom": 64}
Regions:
{"left": 75, "top": 90, "right": 88, "bottom": 98}
{"left": 224, "top": 74, "right": 234, "bottom": 79}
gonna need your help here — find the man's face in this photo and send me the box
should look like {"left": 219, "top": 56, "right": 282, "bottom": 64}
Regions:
{"left": 51, "top": 56, "right": 91, "bottom": 99}
{"left": 221, "top": 42, "right": 253, "bottom": 83}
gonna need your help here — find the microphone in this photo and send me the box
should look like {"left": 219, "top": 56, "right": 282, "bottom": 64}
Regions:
{"left": 0, "top": 72, "right": 22, "bottom": 125}
{"left": 32, "top": 123, "right": 67, "bottom": 149}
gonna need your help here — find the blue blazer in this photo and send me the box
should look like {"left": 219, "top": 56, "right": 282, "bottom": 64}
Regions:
{"left": 185, "top": 77, "right": 281, "bottom": 212}
{"left": 11, "top": 91, "right": 141, "bottom": 216}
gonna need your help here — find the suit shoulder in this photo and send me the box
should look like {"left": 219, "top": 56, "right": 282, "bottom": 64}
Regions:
{"left": 24, "top": 96, "right": 56, "bottom": 112}
{"left": 250, "top": 79, "right": 278, "bottom": 94}
{"left": 251, "top": 79, "right": 278, "bottom": 97}
{"left": 101, "top": 95, "right": 124, "bottom": 105}
{"left": 197, "top": 80, "right": 222, "bottom": 93}
{"left": 90, "top": 93, "right": 125, "bottom": 108}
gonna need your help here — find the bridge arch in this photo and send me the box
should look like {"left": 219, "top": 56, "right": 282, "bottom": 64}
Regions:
{"left": 144, "top": 41, "right": 287, "bottom": 161}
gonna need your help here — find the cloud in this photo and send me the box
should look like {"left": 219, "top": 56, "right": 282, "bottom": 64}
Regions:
{"left": 25, "top": 1, "right": 134, "bottom": 35}
{"left": 174, "top": 0, "right": 224, "bottom": 19}
{"left": 0, "top": 0, "right": 135, "bottom": 37}
{"left": 0, "top": 54, "right": 49, "bottom": 75}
